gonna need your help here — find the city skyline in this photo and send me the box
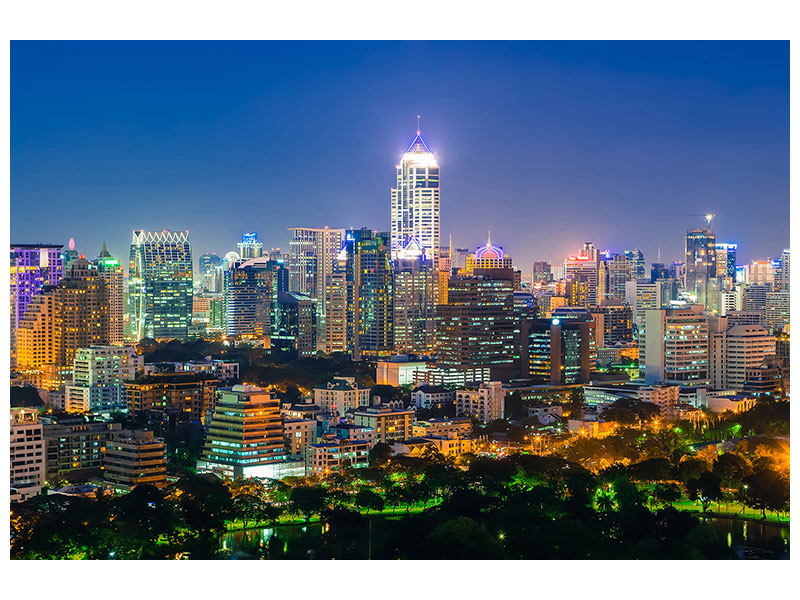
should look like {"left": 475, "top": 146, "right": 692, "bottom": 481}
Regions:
{"left": 11, "top": 41, "right": 789, "bottom": 272}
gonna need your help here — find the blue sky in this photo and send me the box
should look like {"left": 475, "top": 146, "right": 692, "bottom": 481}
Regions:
{"left": 11, "top": 41, "right": 789, "bottom": 273}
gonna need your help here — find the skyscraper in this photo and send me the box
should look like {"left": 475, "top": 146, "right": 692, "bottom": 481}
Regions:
{"left": 684, "top": 227, "right": 716, "bottom": 308}
{"left": 714, "top": 243, "right": 737, "bottom": 278}
{"left": 565, "top": 243, "right": 599, "bottom": 307}
{"left": 344, "top": 229, "right": 394, "bottom": 360}
{"left": 644, "top": 306, "right": 709, "bottom": 387}
{"left": 128, "top": 230, "right": 193, "bottom": 341}
{"left": 223, "top": 257, "right": 280, "bottom": 339}
{"left": 464, "top": 234, "right": 514, "bottom": 274}
{"left": 93, "top": 242, "right": 125, "bottom": 345}
{"left": 392, "top": 238, "right": 435, "bottom": 355}
{"left": 390, "top": 121, "right": 440, "bottom": 267}
{"left": 237, "top": 232, "right": 263, "bottom": 259}
{"left": 198, "top": 253, "right": 223, "bottom": 293}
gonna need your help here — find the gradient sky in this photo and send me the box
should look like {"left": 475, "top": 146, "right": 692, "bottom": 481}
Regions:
{"left": 11, "top": 41, "right": 789, "bottom": 275}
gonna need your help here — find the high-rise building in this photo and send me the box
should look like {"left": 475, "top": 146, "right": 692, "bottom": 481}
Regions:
{"left": 93, "top": 243, "right": 125, "bottom": 345}
{"left": 392, "top": 238, "right": 435, "bottom": 355}
{"left": 199, "top": 253, "right": 223, "bottom": 293}
{"left": 765, "top": 290, "right": 790, "bottom": 333}
{"left": 624, "top": 249, "right": 646, "bottom": 279}
{"left": 744, "top": 260, "right": 775, "bottom": 286}
{"left": 650, "top": 263, "right": 670, "bottom": 282}
{"left": 197, "top": 385, "right": 286, "bottom": 479}
{"left": 16, "top": 258, "right": 110, "bottom": 389}
{"left": 62, "top": 238, "right": 80, "bottom": 272}
{"left": 603, "top": 253, "right": 633, "bottom": 302}
{"left": 10, "top": 243, "right": 64, "bottom": 367}
{"left": 455, "top": 381, "right": 504, "bottom": 423}
{"left": 126, "top": 372, "right": 219, "bottom": 423}
{"left": 684, "top": 227, "right": 716, "bottom": 309}
{"left": 644, "top": 306, "right": 709, "bottom": 387}
{"left": 715, "top": 243, "right": 737, "bottom": 278}
{"left": 464, "top": 234, "right": 514, "bottom": 274}
{"left": 237, "top": 232, "right": 263, "bottom": 259}
{"left": 565, "top": 243, "right": 599, "bottom": 307}
{"left": 324, "top": 266, "right": 348, "bottom": 354}
{"left": 128, "top": 230, "right": 193, "bottom": 341}
{"left": 528, "top": 308, "right": 597, "bottom": 385}
{"left": 591, "top": 304, "right": 633, "bottom": 344}
{"left": 10, "top": 408, "right": 45, "bottom": 502}
{"left": 273, "top": 292, "right": 317, "bottom": 357}
{"left": 390, "top": 123, "right": 440, "bottom": 267}
{"left": 532, "top": 261, "right": 552, "bottom": 283}
{"left": 64, "top": 345, "right": 142, "bottom": 413}
{"left": 223, "top": 257, "right": 280, "bottom": 339}
{"left": 709, "top": 317, "right": 776, "bottom": 390}
{"left": 775, "top": 249, "right": 790, "bottom": 291}
{"left": 437, "top": 268, "right": 517, "bottom": 381}
{"left": 344, "top": 229, "right": 394, "bottom": 361}
{"left": 744, "top": 283, "right": 771, "bottom": 313}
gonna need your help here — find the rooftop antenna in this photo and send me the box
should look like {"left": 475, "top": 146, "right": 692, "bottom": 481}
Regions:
{"left": 449, "top": 233, "right": 453, "bottom": 261}
{"left": 417, "top": 114, "right": 421, "bottom": 136}
{"left": 657, "top": 246, "right": 662, "bottom": 261}
{"left": 488, "top": 230, "right": 492, "bottom": 247}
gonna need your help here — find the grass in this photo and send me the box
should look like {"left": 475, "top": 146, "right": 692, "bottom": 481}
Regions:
{"left": 669, "top": 499, "right": 790, "bottom": 524}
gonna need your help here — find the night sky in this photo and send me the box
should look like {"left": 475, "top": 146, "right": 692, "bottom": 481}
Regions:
{"left": 11, "top": 41, "right": 789, "bottom": 274}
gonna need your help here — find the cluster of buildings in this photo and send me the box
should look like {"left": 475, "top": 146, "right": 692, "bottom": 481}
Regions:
{"left": 9, "top": 125, "right": 790, "bottom": 500}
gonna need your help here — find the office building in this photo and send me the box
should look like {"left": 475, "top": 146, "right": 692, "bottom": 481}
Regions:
{"left": 103, "top": 430, "right": 167, "bottom": 491}
{"left": 715, "top": 243, "right": 737, "bottom": 278}
{"left": 283, "top": 419, "right": 318, "bottom": 459}
{"left": 10, "top": 408, "right": 45, "bottom": 502}
{"left": 644, "top": 306, "right": 709, "bottom": 387}
{"left": 126, "top": 372, "right": 219, "bottom": 423}
{"left": 323, "top": 266, "right": 348, "bottom": 354}
{"left": 223, "top": 256, "right": 280, "bottom": 339}
{"left": 528, "top": 308, "right": 597, "bottom": 385}
{"left": 92, "top": 243, "right": 125, "bottom": 345}
{"left": 565, "top": 243, "right": 600, "bottom": 307}
{"left": 464, "top": 234, "right": 514, "bottom": 274}
{"left": 532, "top": 261, "right": 552, "bottom": 283}
{"left": 744, "top": 283, "right": 771, "bottom": 313}
{"left": 64, "top": 345, "right": 143, "bottom": 413}
{"left": 765, "top": 291, "right": 790, "bottom": 333}
{"left": 591, "top": 304, "right": 633, "bottom": 344}
{"left": 775, "top": 249, "right": 790, "bottom": 292}
{"left": 197, "top": 385, "right": 286, "bottom": 479}
{"left": 344, "top": 229, "right": 393, "bottom": 360}
{"left": 744, "top": 260, "right": 775, "bottom": 286}
{"left": 237, "top": 232, "right": 263, "bottom": 259}
{"left": 313, "top": 376, "right": 370, "bottom": 417}
{"left": 709, "top": 318, "right": 776, "bottom": 390}
{"left": 437, "top": 268, "right": 517, "bottom": 381}
{"left": 273, "top": 292, "right": 317, "bottom": 357}
{"left": 684, "top": 227, "right": 716, "bottom": 308}
{"left": 455, "top": 381, "right": 504, "bottom": 423}
{"left": 16, "top": 257, "right": 110, "bottom": 390}
{"left": 392, "top": 238, "right": 435, "bottom": 355}
{"left": 128, "top": 230, "right": 193, "bottom": 341}
{"left": 199, "top": 253, "right": 223, "bottom": 293}
{"left": 390, "top": 123, "right": 440, "bottom": 268}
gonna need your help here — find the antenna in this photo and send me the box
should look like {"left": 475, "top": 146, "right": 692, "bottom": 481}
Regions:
{"left": 417, "top": 114, "right": 421, "bottom": 136}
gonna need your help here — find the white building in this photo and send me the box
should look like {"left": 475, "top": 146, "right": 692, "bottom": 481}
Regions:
{"left": 411, "top": 384, "right": 454, "bottom": 409}
{"left": 644, "top": 306, "right": 709, "bottom": 387}
{"left": 709, "top": 319, "right": 776, "bottom": 391}
{"left": 391, "top": 125, "right": 440, "bottom": 266}
{"left": 636, "top": 385, "right": 680, "bottom": 412}
{"left": 283, "top": 418, "right": 318, "bottom": 459}
{"left": 313, "top": 376, "right": 370, "bottom": 417}
{"left": 10, "top": 408, "right": 45, "bottom": 502}
{"left": 376, "top": 355, "right": 430, "bottom": 386}
{"left": 455, "top": 381, "right": 504, "bottom": 423}
{"left": 63, "top": 345, "right": 143, "bottom": 413}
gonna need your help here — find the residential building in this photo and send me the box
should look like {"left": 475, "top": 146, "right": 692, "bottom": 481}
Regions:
{"left": 644, "top": 306, "right": 709, "bottom": 387}
{"left": 410, "top": 385, "right": 454, "bottom": 410}
{"left": 42, "top": 416, "right": 122, "bottom": 483}
{"left": 352, "top": 406, "right": 415, "bottom": 443}
{"left": 709, "top": 318, "right": 776, "bottom": 391}
{"left": 636, "top": 385, "right": 680, "bottom": 412}
{"left": 63, "top": 345, "right": 142, "bottom": 413}
{"left": 313, "top": 377, "right": 370, "bottom": 417}
{"left": 10, "top": 408, "right": 46, "bottom": 502}
{"left": 305, "top": 439, "right": 370, "bottom": 477}
{"left": 92, "top": 243, "right": 125, "bottom": 345}
{"left": 455, "top": 381, "right": 504, "bottom": 423}
{"left": 283, "top": 419, "right": 318, "bottom": 459}
{"left": 126, "top": 372, "right": 219, "bottom": 423}
{"left": 412, "top": 416, "right": 472, "bottom": 438}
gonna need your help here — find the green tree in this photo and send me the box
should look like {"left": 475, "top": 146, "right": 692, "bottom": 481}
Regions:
{"left": 741, "top": 469, "right": 789, "bottom": 519}
{"left": 288, "top": 486, "right": 327, "bottom": 522}
{"left": 354, "top": 487, "right": 385, "bottom": 514}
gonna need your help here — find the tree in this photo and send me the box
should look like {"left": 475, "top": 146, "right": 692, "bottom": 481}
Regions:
{"left": 288, "top": 486, "right": 327, "bottom": 522}
{"left": 612, "top": 476, "right": 645, "bottom": 510}
{"left": 601, "top": 398, "right": 660, "bottom": 425}
{"left": 354, "top": 488, "right": 385, "bottom": 514}
{"left": 741, "top": 469, "right": 789, "bottom": 519}
{"left": 712, "top": 453, "right": 751, "bottom": 490}
{"left": 369, "top": 442, "right": 393, "bottom": 467}
{"left": 687, "top": 471, "right": 722, "bottom": 513}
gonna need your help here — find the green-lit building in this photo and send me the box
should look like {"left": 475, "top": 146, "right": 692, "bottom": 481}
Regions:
{"left": 128, "top": 230, "right": 193, "bottom": 341}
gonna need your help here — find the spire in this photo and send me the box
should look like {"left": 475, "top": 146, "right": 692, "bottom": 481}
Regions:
{"left": 657, "top": 246, "right": 662, "bottom": 261}
{"left": 487, "top": 230, "right": 491, "bottom": 247}
{"left": 99, "top": 241, "right": 111, "bottom": 258}
{"left": 417, "top": 114, "right": 421, "bottom": 136}
{"left": 404, "top": 115, "right": 431, "bottom": 153}
{"left": 449, "top": 233, "right": 453, "bottom": 261}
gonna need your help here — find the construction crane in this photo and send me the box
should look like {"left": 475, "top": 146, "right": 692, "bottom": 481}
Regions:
{"left": 682, "top": 213, "right": 715, "bottom": 226}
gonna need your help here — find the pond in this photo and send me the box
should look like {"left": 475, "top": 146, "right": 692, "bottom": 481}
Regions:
{"left": 219, "top": 523, "right": 325, "bottom": 559}
{"left": 701, "top": 516, "right": 789, "bottom": 559}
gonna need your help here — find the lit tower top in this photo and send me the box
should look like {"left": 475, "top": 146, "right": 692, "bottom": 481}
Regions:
{"left": 466, "top": 232, "right": 512, "bottom": 273}
{"left": 391, "top": 116, "right": 440, "bottom": 264}
{"left": 238, "top": 232, "right": 263, "bottom": 259}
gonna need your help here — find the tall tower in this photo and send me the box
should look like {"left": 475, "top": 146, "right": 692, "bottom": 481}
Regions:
{"left": 93, "top": 242, "right": 125, "bottom": 345}
{"left": 237, "top": 232, "right": 263, "bottom": 259}
{"left": 391, "top": 117, "right": 440, "bottom": 265}
{"left": 685, "top": 226, "right": 717, "bottom": 309}
{"left": 128, "top": 230, "right": 193, "bottom": 341}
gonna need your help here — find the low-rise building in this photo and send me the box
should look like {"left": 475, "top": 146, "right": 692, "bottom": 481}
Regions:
{"left": 42, "top": 416, "right": 122, "bottom": 483}
{"left": 636, "top": 385, "right": 680, "bottom": 412}
{"left": 567, "top": 419, "right": 616, "bottom": 438}
{"left": 410, "top": 385, "right": 454, "bottom": 410}
{"left": 126, "top": 372, "right": 219, "bottom": 423}
{"left": 412, "top": 416, "right": 473, "bottom": 439}
{"left": 103, "top": 430, "right": 167, "bottom": 491}
{"left": 329, "top": 423, "right": 376, "bottom": 445}
{"left": 376, "top": 355, "right": 431, "bottom": 386}
{"left": 352, "top": 406, "right": 415, "bottom": 443}
{"left": 305, "top": 439, "right": 371, "bottom": 477}
{"left": 705, "top": 394, "right": 758, "bottom": 415}
{"left": 283, "top": 418, "right": 318, "bottom": 459}
{"left": 455, "top": 381, "right": 504, "bottom": 423}
{"left": 313, "top": 377, "right": 370, "bottom": 417}
{"left": 10, "top": 408, "right": 45, "bottom": 502}
{"left": 526, "top": 405, "right": 563, "bottom": 424}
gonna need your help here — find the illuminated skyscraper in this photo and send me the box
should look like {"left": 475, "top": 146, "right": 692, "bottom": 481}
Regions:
{"left": 684, "top": 227, "right": 716, "bottom": 308}
{"left": 237, "top": 232, "right": 263, "bottom": 259}
{"left": 344, "top": 229, "right": 394, "bottom": 361}
{"left": 223, "top": 257, "right": 280, "bottom": 339}
{"left": 714, "top": 243, "right": 737, "bottom": 278}
{"left": 565, "top": 243, "right": 599, "bottom": 307}
{"left": 128, "top": 230, "right": 193, "bottom": 341}
{"left": 464, "top": 234, "right": 513, "bottom": 274}
{"left": 10, "top": 243, "right": 64, "bottom": 367}
{"left": 199, "top": 253, "right": 223, "bottom": 293}
{"left": 392, "top": 238, "right": 435, "bottom": 355}
{"left": 93, "top": 242, "right": 125, "bottom": 345}
{"left": 390, "top": 120, "right": 440, "bottom": 267}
